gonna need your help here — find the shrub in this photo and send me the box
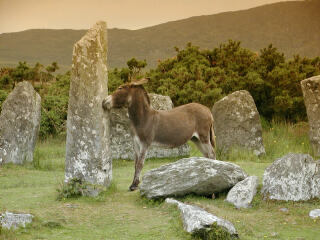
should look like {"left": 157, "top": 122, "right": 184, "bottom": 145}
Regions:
{"left": 192, "top": 222, "right": 234, "bottom": 240}
{"left": 0, "top": 90, "right": 8, "bottom": 112}
{"left": 56, "top": 178, "right": 88, "bottom": 200}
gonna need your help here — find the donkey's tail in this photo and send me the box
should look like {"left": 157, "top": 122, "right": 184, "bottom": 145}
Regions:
{"left": 210, "top": 122, "right": 216, "bottom": 149}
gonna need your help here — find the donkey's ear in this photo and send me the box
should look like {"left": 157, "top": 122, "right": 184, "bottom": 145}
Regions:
{"left": 132, "top": 77, "right": 149, "bottom": 86}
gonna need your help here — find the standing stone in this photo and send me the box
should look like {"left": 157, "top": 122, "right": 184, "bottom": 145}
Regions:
{"left": 0, "top": 81, "right": 41, "bottom": 165}
{"left": 110, "top": 93, "right": 190, "bottom": 160}
{"left": 212, "top": 90, "right": 265, "bottom": 156}
{"left": 261, "top": 153, "right": 320, "bottom": 201}
{"left": 65, "top": 21, "right": 111, "bottom": 187}
{"left": 226, "top": 176, "right": 259, "bottom": 209}
{"left": 301, "top": 75, "right": 320, "bottom": 156}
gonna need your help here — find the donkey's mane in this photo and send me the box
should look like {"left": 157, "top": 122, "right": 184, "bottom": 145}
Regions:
{"left": 134, "top": 85, "right": 150, "bottom": 106}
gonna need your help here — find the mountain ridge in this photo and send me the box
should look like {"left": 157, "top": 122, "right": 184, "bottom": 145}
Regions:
{"left": 0, "top": 1, "right": 319, "bottom": 69}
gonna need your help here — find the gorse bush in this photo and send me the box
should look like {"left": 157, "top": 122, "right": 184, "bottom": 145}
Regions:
{"left": 145, "top": 41, "right": 320, "bottom": 121}
{"left": 0, "top": 61, "right": 67, "bottom": 138}
{"left": 39, "top": 72, "right": 70, "bottom": 137}
{"left": 0, "top": 41, "right": 319, "bottom": 138}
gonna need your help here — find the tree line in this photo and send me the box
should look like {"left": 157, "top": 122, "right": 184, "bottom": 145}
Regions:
{"left": 1, "top": 40, "right": 320, "bottom": 138}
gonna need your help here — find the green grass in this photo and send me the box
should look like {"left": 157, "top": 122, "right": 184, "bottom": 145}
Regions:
{"left": 1, "top": 122, "right": 320, "bottom": 240}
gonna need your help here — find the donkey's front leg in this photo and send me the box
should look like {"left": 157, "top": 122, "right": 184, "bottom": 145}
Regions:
{"left": 129, "top": 138, "right": 148, "bottom": 191}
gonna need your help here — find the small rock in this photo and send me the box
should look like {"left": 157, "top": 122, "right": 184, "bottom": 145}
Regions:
{"left": 279, "top": 208, "right": 289, "bottom": 213}
{"left": 309, "top": 209, "right": 320, "bottom": 219}
{"left": 0, "top": 212, "right": 33, "bottom": 230}
{"left": 165, "top": 198, "right": 238, "bottom": 237}
{"left": 226, "top": 176, "right": 259, "bottom": 209}
{"left": 65, "top": 204, "right": 78, "bottom": 208}
{"left": 211, "top": 193, "right": 216, "bottom": 200}
{"left": 82, "top": 186, "right": 100, "bottom": 197}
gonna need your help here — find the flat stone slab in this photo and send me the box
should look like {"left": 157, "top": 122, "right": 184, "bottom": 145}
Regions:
{"left": 139, "top": 157, "right": 247, "bottom": 199}
{"left": 0, "top": 212, "right": 33, "bottom": 230}
{"left": 261, "top": 153, "right": 320, "bottom": 201}
{"left": 309, "top": 209, "right": 320, "bottom": 219}
{"left": 226, "top": 176, "right": 259, "bottom": 209}
{"left": 165, "top": 198, "right": 238, "bottom": 237}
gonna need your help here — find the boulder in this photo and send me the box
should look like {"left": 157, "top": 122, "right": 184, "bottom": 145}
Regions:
{"left": 109, "top": 93, "right": 190, "bottom": 160}
{"left": 301, "top": 75, "right": 320, "bottom": 156}
{"left": 0, "top": 212, "right": 33, "bottom": 230}
{"left": 261, "top": 153, "right": 320, "bottom": 201}
{"left": 139, "top": 157, "right": 248, "bottom": 199}
{"left": 65, "top": 21, "right": 112, "bottom": 189}
{"left": 0, "top": 81, "right": 41, "bottom": 165}
{"left": 309, "top": 209, "right": 320, "bottom": 219}
{"left": 165, "top": 198, "right": 238, "bottom": 237}
{"left": 212, "top": 90, "right": 265, "bottom": 156}
{"left": 226, "top": 176, "right": 259, "bottom": 209}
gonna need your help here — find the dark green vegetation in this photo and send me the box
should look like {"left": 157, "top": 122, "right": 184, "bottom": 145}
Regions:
{"left": 1, "top": 40, "right": 320, "bottom": 138}
{"left": 192, "top": 222, "right": 233, "bottom": 240}
{"left": 0, "top": 61, "right": 69, "bottom": 137}
{"left": 146, "top": 42, "right": 320, "bottom": 121}
{"left": 0, "top": 1, "right": 320, "bottom": 68}
{"left": 1, "top": 123, "right": 320, "bottom": 240}
{"left": 56, "top": 178, "right": 88, "bottom": 200}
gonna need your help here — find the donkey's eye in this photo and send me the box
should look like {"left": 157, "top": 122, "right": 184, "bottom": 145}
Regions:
{"left": 118, "top": 87, "right": 123, "bottom": 90}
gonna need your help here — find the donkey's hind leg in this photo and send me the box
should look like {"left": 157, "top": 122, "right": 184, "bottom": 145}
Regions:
{"left": 192, "top": 138, "right": 216, "bottom": 159}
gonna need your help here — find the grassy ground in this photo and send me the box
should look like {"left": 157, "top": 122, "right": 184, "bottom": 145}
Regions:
{"left": 0, "top": 122, "right": 320, "bottom": 240}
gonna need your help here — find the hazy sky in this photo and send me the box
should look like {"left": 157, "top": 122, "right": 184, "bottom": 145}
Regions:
{"left": 0, "top": 0, "right": 292, "bottom": 33}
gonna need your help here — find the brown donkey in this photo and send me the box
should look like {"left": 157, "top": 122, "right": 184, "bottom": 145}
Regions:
{"left": 102, "top": 78, "right": 216, "bottom": 191}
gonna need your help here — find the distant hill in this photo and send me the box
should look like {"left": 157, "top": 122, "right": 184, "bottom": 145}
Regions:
{"left": 0, "top": 1, "right": 319, "bottom": 70}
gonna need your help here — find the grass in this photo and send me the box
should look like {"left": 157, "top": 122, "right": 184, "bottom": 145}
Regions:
{"left": 1, "top": 121, "right": 320, "bottom": 240}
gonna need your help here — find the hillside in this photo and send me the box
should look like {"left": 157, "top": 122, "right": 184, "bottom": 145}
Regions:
{"left": 0, "top": 1, "right": 319, "bottom": 69}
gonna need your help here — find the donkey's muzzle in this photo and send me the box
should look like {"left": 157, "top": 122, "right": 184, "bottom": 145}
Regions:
{"left": 102, "top": 95, "right": 112, "bottom": 110}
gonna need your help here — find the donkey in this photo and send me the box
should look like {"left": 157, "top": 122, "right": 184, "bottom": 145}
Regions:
{"left": 102, "top": 78, "right": 216, "bottom": 191}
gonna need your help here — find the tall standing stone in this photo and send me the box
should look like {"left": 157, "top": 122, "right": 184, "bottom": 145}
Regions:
{"left": 110, "top": 93, "right": 190, "bottom": 160}
{"left": 65, "top": 21, "right": 111, "bottom": 187}
{"left": 0, "top": 81, "right": 41, "bottom": 165}
{"left": 301, "top": 75, "right": 320, "bottom": 156}
{"left": 212, "top": 90, "right": 265, "bottom": 156}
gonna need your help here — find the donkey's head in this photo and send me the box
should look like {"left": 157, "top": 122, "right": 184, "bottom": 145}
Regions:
{"left": 102, "top": 78, "right": 149, "bottom": 110}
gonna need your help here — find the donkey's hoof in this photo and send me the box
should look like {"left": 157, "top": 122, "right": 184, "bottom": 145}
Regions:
{"left": 129, "top": 185, "right": 138, "bottom": 191}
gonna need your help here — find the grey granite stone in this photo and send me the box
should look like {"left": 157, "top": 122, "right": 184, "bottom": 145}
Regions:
{"left": 212, "top": 90, "right": 265, "bottom": 156}
{"left": 140, "top": 157, "right": 247, "bottom": 199}
{"left": 65, "top": 21, "right": 112, "bottom": 188}
{"left": 262, "top": 153, "right": 320, "bottom": 201}
{"left": 0, "top": 81, "right": 41, "bottom": 165}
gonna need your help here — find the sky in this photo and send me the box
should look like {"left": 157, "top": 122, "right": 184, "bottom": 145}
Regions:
{"left": 0, "top": 0, "right": 292, "bottom": 34}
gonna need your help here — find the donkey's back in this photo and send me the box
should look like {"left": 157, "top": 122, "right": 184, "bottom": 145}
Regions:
{"left": 153, "top": 103, "right": 214, "bottom": 148}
